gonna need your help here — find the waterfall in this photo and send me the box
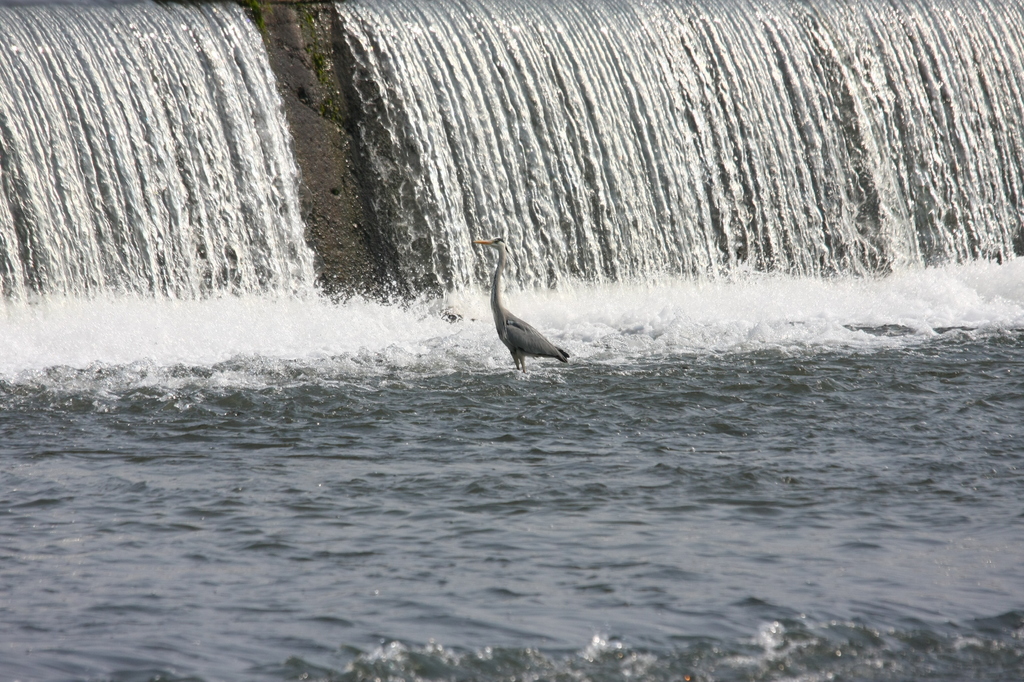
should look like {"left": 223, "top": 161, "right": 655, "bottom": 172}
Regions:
{"left": 0, "top": 2, "right": 315, "bottom": 299}
{"left": 337, "top": 0, "right": 1024, "bottom": 291}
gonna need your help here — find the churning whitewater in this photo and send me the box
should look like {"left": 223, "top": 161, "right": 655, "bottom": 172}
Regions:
{"left": 1, "top": 260, "right": 1023, "bottom": 380}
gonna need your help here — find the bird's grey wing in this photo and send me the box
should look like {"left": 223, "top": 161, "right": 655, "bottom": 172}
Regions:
{"left": 504, "top": 314, "right": 569, "bottom": 361}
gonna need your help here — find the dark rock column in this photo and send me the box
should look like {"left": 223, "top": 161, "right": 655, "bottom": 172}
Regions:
{"left": 252, "top": 0, "right": 391, "bottom": 298}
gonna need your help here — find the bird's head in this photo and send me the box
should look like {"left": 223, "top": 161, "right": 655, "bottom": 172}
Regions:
{"left": 473, "top": 237, "right": 518, "bottom": 270}
{"left": 473, "top": 237, "right": 511, "bottom": 259}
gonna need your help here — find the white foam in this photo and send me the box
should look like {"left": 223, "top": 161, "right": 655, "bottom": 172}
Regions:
{"left": 2, "top": 260, "right": 1022, "bottom": 381}
{"left": 452, "top": 259, "right": 1024, "bottom": 358}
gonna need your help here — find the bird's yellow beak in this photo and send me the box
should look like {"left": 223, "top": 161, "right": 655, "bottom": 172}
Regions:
{"left": 473, "top": 239, "right": 494, "bottom": 245}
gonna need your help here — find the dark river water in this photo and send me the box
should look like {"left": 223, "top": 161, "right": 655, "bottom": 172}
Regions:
{"left": 2, "top": 264, "right": 1023, "bottom": 681}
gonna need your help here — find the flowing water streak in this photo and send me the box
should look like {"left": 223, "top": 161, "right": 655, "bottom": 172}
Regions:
{"left": 0, "top": 2, "right": 314, "bottom": 299}
{"left": 338, "top": 0, "right": 1024, "bottom": 291}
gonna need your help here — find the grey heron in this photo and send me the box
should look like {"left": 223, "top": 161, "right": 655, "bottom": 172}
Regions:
{"left": 473, "top": 238, "right": 570, "bottom": 372}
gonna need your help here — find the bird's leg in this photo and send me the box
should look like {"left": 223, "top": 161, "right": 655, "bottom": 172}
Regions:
{"left": 512, "top": 350, "right": 526, "bottom": 372}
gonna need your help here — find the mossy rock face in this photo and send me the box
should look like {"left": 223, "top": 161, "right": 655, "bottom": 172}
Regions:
{"left": 239, "top": 0, "right": 266, "bottom": 35}
{"left": 251, "top": 1, "right": 401, "bottom": 299}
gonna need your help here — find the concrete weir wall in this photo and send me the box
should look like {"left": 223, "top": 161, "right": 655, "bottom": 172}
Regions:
{"left": 243, "top": 0, "right": 396, "bottom": 298}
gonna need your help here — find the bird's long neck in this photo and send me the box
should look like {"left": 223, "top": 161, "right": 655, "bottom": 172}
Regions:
{"left": 490, "top": 243, "right": 507, "bottom": 328}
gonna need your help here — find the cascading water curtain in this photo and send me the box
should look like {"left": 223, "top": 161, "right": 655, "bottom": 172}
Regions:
{"left": 0, "top": 2, "right": 315, "bottom": 299}
{"left": 338, "top": 0, "right": 1024, "bottom": 291}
